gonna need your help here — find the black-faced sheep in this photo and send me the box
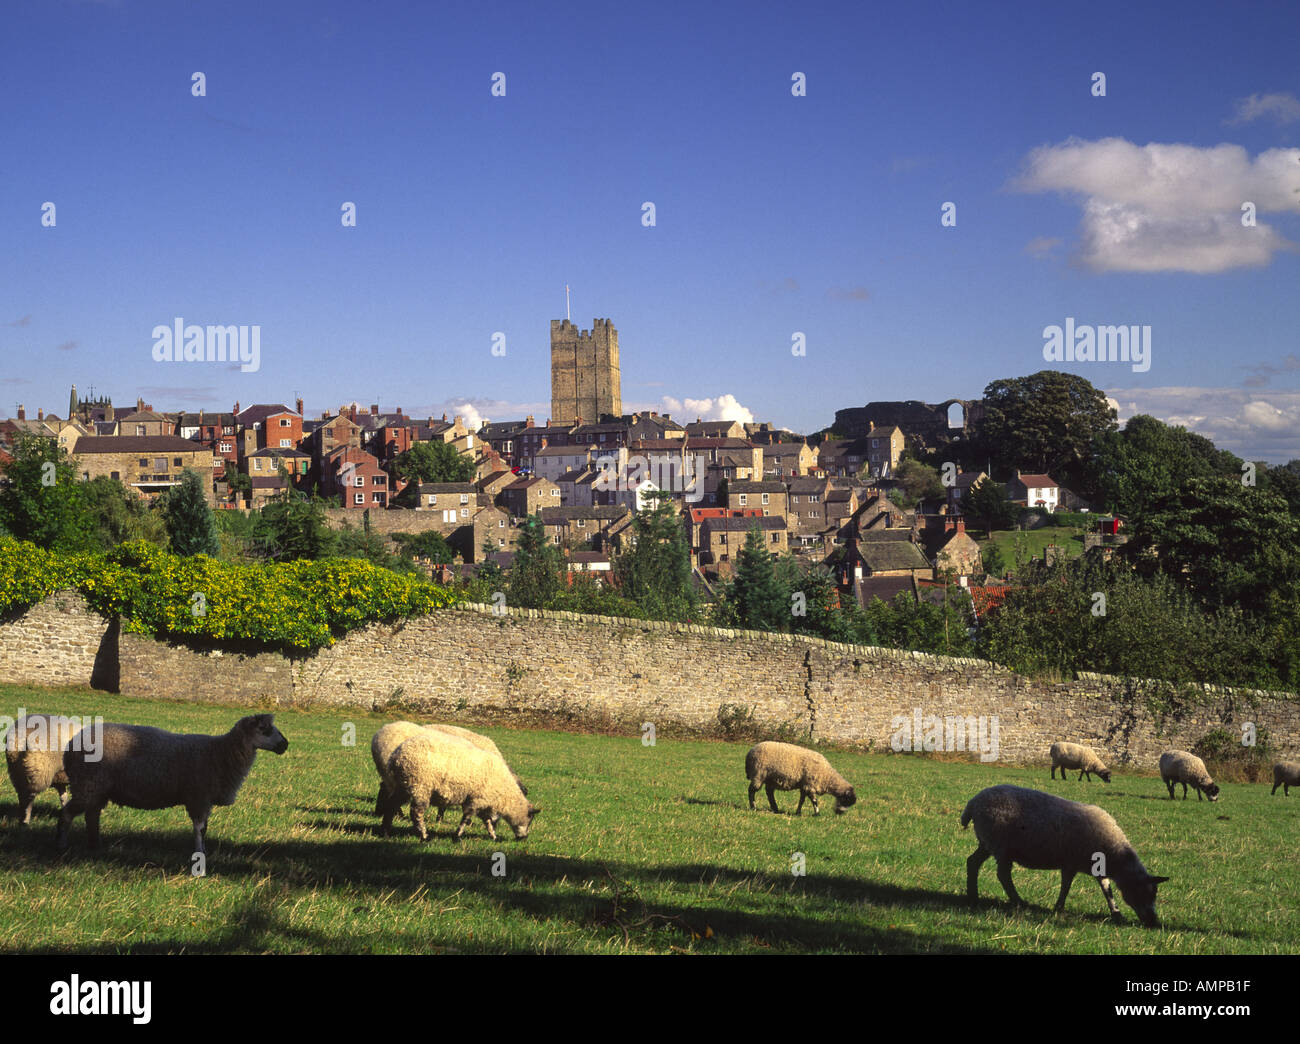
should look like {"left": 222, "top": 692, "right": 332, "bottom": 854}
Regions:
{"left": 1049, "top": 741, "right": 1111, "bottom": 783}
{"left": 962, "top": 784, "right": 1169, "bottom": 928}
{"left": 1159, "top": 750, "right": 1220, "bottom": 802}
{"left": 745, "top": 741, "right": 856, "bottom": 815}
{"left": 1271, "top": 761, "right": 1300, "bottom": 796}
{"left": 56, "top": 714, "right": 288, "bottom": 856}
{"left": 5, "top": 714, "right": 80, "bottom": 824}
{"left": 388, "top": 730, "right": 538, "bottom": 842}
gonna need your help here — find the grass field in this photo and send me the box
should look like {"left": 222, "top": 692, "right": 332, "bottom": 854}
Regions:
{"left": 980, "top": 525, "right": 1087, "bottom": 565}
{"left": 1, "top": 686, "right": 1296, "bottom": 954}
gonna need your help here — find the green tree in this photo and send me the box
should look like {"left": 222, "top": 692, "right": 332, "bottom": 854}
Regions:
{"left": 81, "top": 476, "right": 167, "bottom": 550}
{"left": 226, "top": 471, "right": 252, "bottom": 504}
{"left": 508, "top": 514, "right": 563, "bottom": 608}
{"left": 0, "top": 430, "right": 93, "bottom": 550}
{"left": 960, "top": 477, "right": 1019, "bottom": 533}
{"left": 977, "top": 371, "right": 1118, "bottom": 497}
{"left": 892, "top": 458, "right": 944, "bottom": 509}
{"left": 253, "top": 489, "right": 336, "bottom": 561}
{"left": 392, "top": 529, "right": 457, "bottom": 564}
{"left": 980, "top": 543, "right": 1006, "bottom": 578}
{"left": 159, "top": 468, "right": 219, "bottom": 557}
{"left": 1094, "top": 414, "right": 1242, "bottom": 520}
{"left": 729, "top": 526, "right": 786, "bottom": 631}
{"left": 614, "top": 499, "right": 696, "bottom": 620}
{"left": 392, "top": 440, "right": 476, "bottom": 504}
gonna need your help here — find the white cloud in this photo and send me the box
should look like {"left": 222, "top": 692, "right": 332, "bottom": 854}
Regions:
{"left": 1106, "top": 385, "right": 1300, "bottom": 463}
{"left": 1013, "top": 137, "right": 1300, "bottom": 272}
{"left": 1229, "top": 92, "right": 1300, "bottom": 125}
{"left": 659, "top": 393, "right": 755, "bottom": 424}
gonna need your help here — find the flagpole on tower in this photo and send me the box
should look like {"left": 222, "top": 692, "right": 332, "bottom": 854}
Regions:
{"left": 565, "top": 284, "right": 570, "bottom": 321}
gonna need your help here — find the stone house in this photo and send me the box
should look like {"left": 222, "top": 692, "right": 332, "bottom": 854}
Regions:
{"left": 71, "top": 436, "right": 215, "bottom": 503}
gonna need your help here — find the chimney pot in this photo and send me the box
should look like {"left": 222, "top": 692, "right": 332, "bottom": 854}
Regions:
{"left": 17, "top": 405, "right": 25, "bottom": 421}
{"left": 37, "top": 408, "right": 44, "bottom": 421}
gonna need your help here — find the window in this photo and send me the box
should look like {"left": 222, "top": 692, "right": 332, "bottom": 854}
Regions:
{"left": 253, "top": 459, "right": 262, "bottom": 472}
{"left": 792, "top": 495, "right": 799, "bottom": 503}
{"left": 372, "top": 475, "right": 384, "bottom": 486}
{"left": 353, "top": 493, "right": 364, "bottom": 505}
{"left": 551, "top": 489, "right": 559, "bottom": 496}
{"left": 771, "top": 533, "right": 779, "bottom": 543}
{"left": 428, "top": 495, "right": 437, "bottom": 505}
{"left": 738, "top": 494, "right": 747, "bottom": 506}
{"left": 459, "top": 493, "right": 469, "bottom": 504}
{"left": 280, "top": 439, "right": 291, "bottom": 448}
{"left": 136, "top": 425, "right": 146, "bottom": 436}
{"left": 280, "top": 418, "right": 292, "bottom": 427}
{"left": 499, "top": 538, "right": 506, "bottom": 547}
{"left": 220, "top": 442, "right": 232, "bottom": 454}
{"left": 809, "top": 494, "right": 820, "bottom": 503}
{"left": 443, "top": 510, "right": 456, "bottom": 523}
{"left": 460, "top": 508, "right": 469, "bottom": 518}
{"left": 154, "top": 458, "right": 167, "bottom": 471}
{"left": 498, "top": 518, "right": 505, "bottom": 527}
{"left": 352, "top": 475, "right": 363, "bottom": 487}
{"left": 174, "top": 457, "right": 183, "bottom": 466}
{"left": 374, "top": 493, "right": 383, "bottom": 504}
{"left": 810, "top": 509, "right": 819, "bottom": 518}
{"left": 110, "top": 471, "right": 120, "bottom": 480}
{"left": 761, "top": 493, "right": 769, "bottom": 505}
{"left": 577, "top": 518, "right": 586, "bottom": 528}
{"left": 223, "top": 426, "right": 233, "bottom": 435}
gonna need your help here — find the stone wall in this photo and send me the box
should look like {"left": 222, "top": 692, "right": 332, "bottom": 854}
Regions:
{"left": 3, "top": 592, "right": 1298, "bottom": 768}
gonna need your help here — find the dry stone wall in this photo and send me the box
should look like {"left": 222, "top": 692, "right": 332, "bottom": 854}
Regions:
{"left": 2, "top": 592, "right": 1298, "bottom": 769}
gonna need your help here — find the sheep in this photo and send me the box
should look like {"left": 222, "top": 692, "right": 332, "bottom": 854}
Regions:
{"left": 388, "top": 730, "right": 538, "bottom": 842}
{"left": 1271, "top": 761, "right": 1300, "bottom": 796}
{"left": 961, "top": 784, "right": 1169, "bottom": 928}
{"left": 745, "top": 741, "right": 856, "bottom": 816}
{"left": 5, "top": 714, "right": 80, "bottom": 825}
{"left": 371, "top": 721, "right": 426, "bottom": 820}
{"left": 1049, "top": 741, "right": 1111, "bottom": 783}
{"left": 1159, "top": 750, "right": 1220, "bottom": 802}
{"left": 55, "top": 714, "right": 288, "bottom": 856}
{"left": 370, "top": 722, "right": 526, "bottom": 830}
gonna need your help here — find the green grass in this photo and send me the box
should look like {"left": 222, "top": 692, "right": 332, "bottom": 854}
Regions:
{"left": 1, "top": 686, "right": 1296, "bottom": 954}
{"left": 981, "top": 525, "right": 1086, "bottom": 566}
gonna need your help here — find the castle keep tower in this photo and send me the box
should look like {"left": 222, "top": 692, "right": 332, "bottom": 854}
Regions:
{"left": 550, "top": 318, "right": 622, "bottom": 425}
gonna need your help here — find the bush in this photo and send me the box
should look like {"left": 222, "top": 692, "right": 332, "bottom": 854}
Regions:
{"left": 0, "top": 537, "right": 457, "bottom": 651}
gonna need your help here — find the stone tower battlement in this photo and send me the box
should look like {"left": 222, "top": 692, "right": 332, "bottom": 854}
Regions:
{"left": 551, "top": 317, "right": 622, "bottom": 425}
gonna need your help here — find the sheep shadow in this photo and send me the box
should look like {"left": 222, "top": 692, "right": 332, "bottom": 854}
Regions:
{"left": 32, "top": 831, "right": 1012, "bottom": 953}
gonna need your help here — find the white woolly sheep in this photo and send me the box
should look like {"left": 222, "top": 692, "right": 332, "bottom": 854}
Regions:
{"left": 962, "top": 784, "right": 1169, "bottom": 928}
{"left": 1271, "top": 761, "right": 1300, "bottom": 796}
{"left": 1159, "top": 750, "right": 1220, "bottom": 802}
{"left": 370, "top": 722, "right": 526, "bottom": 829}
{"left": 371, "top": 721, "right": 426, "bottom": 819}
{"left": 389, "top": 730, "right": 538, "bottom": 842}
{"left": 745, "top": 741, "right": 856, "bottom": 815}
{"left": 56, "top": 714, "right": 288, "bottom": 856}
{"left": 1049, "top": 741, "right": 1111, "bottom": 784}
{"left": 5, "top": 714, "right": 80, "bottom": 825}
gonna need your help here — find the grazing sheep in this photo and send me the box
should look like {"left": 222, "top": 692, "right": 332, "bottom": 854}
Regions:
{"left": 370, "top": 722, "right": 525, "bottom": 830}
{"left": 5, "top": 714, "right": 80, "bottom": 825}
{"left": 425, "top": 724, "right": 527, "bottom": 797}
{"left": 389, "top": 731, "right": 538, "bottom": 842}
{"left": 961, "top": 784, "right": 1168, "bottom": 928}
{"left": 745, "top": 741, "right": 856, "bottom": 816}
{"left": 1049, "top": 741, "right": 1111, "bottom": 783}
{"left": 1159, "top": 750, "right": 1220, "bottom": 802}
{"left": 1271, "top": 761, "right": 1300, "bottom": 797}
{"left": 56, "top": 714, "right": 289, "bottom": 856}
{"left": 371, "top": 721, "right": 426, "bottom": 819}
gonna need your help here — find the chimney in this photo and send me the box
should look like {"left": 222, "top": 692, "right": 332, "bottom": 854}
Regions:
{"left": 371, "top": 404, "right": 379, "bottom": 415}
{"left": 16, "top": 405, "right": 25, "bottom": 421}
{"left": 663, "top": 413, "right": 670, "bottom": 420}
{"left": 454, "top": 414, "right": 463, "bottom": 429}
{"left": 349, "top": 404, "right": 358, "bottom": 422}
{"left": 234, "top": 401, "right": 240, "bottom": 416}
{"left": 525, "top": 416, "right": 534, "bottom": 427}
{"left": 395, "top": 406, "right": 402, "bottom": 417}
{"left": 106, "top": 404, "right": 114, "bottom": 422}
{"left": 137, "top": 397, "right": 144, "bottom": 412}
{"left": 37, "top": 408, "right": 44, "bottom": 421}
{"left": 441, "top": 413, "right": 447, "bottom": 423}
{"left": 295, "top": 397, "right": 304, "bottom": 416}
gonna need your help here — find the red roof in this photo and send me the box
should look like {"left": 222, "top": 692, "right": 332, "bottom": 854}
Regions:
{"left": 970, "top": 585, "right": 1013, "bottom": 618}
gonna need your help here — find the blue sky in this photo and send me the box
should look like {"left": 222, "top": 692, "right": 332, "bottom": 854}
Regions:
{"left": 3, "top": 0, "right": 1298, "bottom": 460}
